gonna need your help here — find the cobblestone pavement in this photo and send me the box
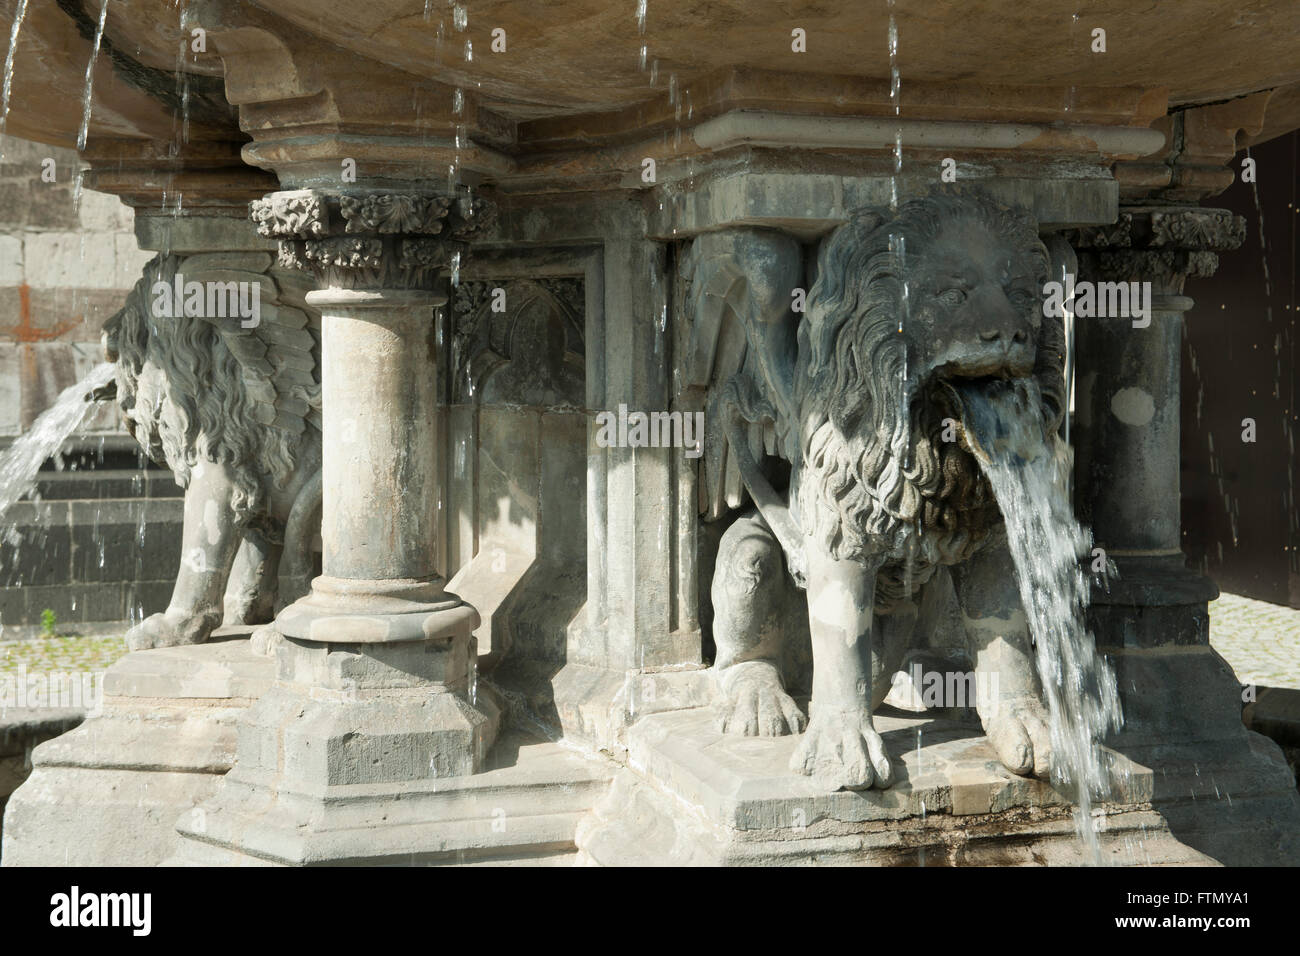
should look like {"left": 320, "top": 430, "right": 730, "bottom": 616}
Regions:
{"left": 1210, "top": 593, "right": 1300, "bottom": 690}
{"left": 0, "top": 633, "right": 128, "bottom": 679}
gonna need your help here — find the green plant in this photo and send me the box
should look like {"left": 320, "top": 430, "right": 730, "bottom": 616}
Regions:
{"left": 40, "top": 608, "right": 58, "bottom": 638}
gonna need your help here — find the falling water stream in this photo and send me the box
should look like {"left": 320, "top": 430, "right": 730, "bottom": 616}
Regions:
{"left": 0, "top": 0, "right": 28, "bottom": 143}
{"left": 76, "top": 0, "right": 110, "bottom": 152}
{"left": 954, "top": 378, "right": 1123, "bottom": 863}
{"left": 0, "top": 363, "right": 115, "bottom": 521}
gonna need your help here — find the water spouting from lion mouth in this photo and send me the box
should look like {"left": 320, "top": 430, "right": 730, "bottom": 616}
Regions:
{"left": 0, "top": 363, "right": 116, "bottom": 522}
{"left": 953, "top": 377, "right": 1123, "bottom": 864}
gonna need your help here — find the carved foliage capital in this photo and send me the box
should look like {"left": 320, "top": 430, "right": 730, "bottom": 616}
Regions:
{"left": 1068, "top": 207, "right": 1245, "bottom": 254}
{"left": 250, "top": 193, "right": 329, "bottom": 239}
{"left": 251, "top": 189, "right": 495, "bottom": 291}
{"left": 1147, "top": 208, "right": 1246, "bottom": 252}
{"left": 1067, "top": 206, "right": 1245, "bottom": 287}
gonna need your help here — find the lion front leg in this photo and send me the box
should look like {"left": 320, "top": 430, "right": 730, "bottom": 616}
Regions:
{"left": 951, "top": 534, "right": 1052, "bottom": 779}
{"left": 127, "top": 460, "right": 244, "bottom": 651}
{"left": 790, "top": 546, "right": 893, "bottom": 791}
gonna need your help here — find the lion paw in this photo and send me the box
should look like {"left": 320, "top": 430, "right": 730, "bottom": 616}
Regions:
{"left": 984, "top": 696, "right": 1051, "bottom": 779}
{"left": 790, "top": 708, "right": 893, "bottom": 791}
{"left": 126, "top": 610, "right": 220, "bottom": 651}
{"left": 714, "top": 661, "right": 806, "bottom": 737}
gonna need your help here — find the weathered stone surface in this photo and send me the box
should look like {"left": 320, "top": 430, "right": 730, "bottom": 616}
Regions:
{"left": 0, "top": 708, "right": 83, "bottom": 864}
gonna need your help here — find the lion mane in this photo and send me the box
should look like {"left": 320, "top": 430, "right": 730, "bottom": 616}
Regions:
{"left": 793, "top": 192, "right": 1065, "bottom": 591}
{"left": 104, "top": 254, "right": 309, "bottom": 525}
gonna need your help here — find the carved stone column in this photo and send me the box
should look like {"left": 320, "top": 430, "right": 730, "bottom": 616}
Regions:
{"left": 1070, "top": 206, "right": 1246, "bottom": 648}
{"left": 164, "top": 188, "right": 507, "bottom": 864}
{"left": 245, "top": 187, "right": 498, "bottom": 774}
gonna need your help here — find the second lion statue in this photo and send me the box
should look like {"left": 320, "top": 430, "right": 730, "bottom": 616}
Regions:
{"left": 692, "top": 190, "right": 1069, "bottom": 792}
{"left": 102, "top": 252, "right": 323, "bottom": 652}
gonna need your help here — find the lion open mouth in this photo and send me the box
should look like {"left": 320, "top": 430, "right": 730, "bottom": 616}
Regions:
{"left": 938, "top": 377, "right": 1049, "bottom": 467}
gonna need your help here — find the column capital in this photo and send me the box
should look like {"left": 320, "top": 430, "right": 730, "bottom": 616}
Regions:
{"left": 1066, "top": 206, "right": 1246, "bottom": 291}
{"left": 249, "top": 188, "right": 496, "bottom": 293}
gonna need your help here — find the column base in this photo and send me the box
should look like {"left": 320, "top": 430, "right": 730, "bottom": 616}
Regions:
{"left": 1090, "top": 553, "right": 1218, "bottom": 648}
{"left": 276, "top": 576, "right": 470, "bottom": 644}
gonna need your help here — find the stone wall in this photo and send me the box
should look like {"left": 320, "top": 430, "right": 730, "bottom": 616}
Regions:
{"left": 1179, "top": 131, "right": 1300, "bottom": 607}
{"left": 0, "top": 133, "right": 151, "bottom": 439}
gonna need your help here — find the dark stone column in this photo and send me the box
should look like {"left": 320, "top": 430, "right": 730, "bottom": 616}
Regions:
{"left": 1070, "top": 207, "right": 1245, "bottom": 649}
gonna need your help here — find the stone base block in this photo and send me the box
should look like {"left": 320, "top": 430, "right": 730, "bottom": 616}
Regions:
{"left": 236, "top": 682, "right": 501, "bottom": 785}
{"left": 574, "top": 706, "right": 1300, "bottom": 866}
{"left": 1, "top": 633, "right": 272, "bottom": 866}
{"left": 491, "top": 658, "right": 714, "bottom": 754}
{"left": 167, "top": 730, "right": 614, "bottom": 865}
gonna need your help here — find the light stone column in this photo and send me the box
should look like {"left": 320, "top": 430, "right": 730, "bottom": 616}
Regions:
{"left": 1070, "top": 206, "right": 1246, "bottom": 648}
{"left": 240, "top": 188, "right": 499, "bottom": 781}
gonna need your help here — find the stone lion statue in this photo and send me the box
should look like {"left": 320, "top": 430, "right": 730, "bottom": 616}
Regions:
{"left": 101, "top": 252, "right": 322, "bottom": 651}
{"left": 691, "top": 190, "right": 1067, "bottom": 791}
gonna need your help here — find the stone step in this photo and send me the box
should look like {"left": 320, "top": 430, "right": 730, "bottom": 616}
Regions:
{"left": 0, "top": 581, "right": 173, "bottom": 631}
{"left": 27, "top": 468, "right": 183, "bottom": 501}
{"left": 0, "top": 634, "right": 270, "bottom": 867}
{"left": 1, "top": 497, "right": 183, "bottom": 587}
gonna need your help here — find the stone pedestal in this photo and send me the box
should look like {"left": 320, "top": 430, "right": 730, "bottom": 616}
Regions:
{"left": 168, "top": 726, "right": 612, "bottom": 866}
{"left": 575, "top": 707, "right": 1236, "bottom": 866}
{"left": 167, "top": 189, "right": 512, "bottom": 863}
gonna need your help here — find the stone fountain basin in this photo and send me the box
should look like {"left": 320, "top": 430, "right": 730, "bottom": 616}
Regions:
{"left": 3, "top": 0, "right": 1299, "bottom": 157}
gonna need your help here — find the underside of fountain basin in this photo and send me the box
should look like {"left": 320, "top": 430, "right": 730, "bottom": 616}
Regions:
{"left": 0, "top": 0, "right": 1297, "bottom": 192}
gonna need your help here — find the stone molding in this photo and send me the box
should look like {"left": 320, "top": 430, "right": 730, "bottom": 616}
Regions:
{"left": 250, "top": 189, "right": 496, "bottom": 290}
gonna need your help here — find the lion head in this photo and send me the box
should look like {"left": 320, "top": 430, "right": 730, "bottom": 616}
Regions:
{"left": 102, "top": 254, "right": 305, "bottom": 525}
{"left": 794, "top": 191, "right": 1065, "bottom": 575}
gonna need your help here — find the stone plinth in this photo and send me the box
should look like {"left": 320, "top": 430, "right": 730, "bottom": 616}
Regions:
{"left": 575, "top": 706, "right": 1298, "bottom": 866}
{"left": 167, "top": 727, "right": 613, "bottom": 866}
